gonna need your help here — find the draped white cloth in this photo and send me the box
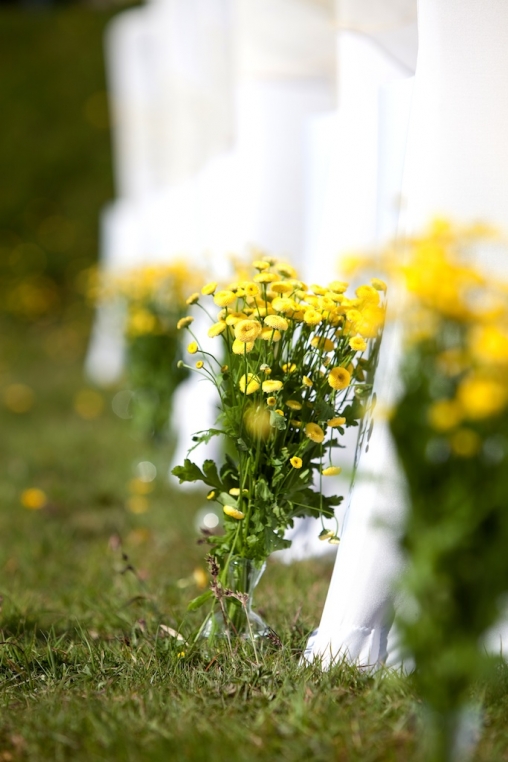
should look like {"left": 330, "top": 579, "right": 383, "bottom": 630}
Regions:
{"left": 307, "top": 0, "right": 508, "bottom": 669}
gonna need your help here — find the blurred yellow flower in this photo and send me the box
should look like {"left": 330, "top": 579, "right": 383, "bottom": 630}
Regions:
{"left": 302, "top": 376, "right": 313, "bottom": 387}
{"left": 328, "top": 281, "right": 349, "bottom": 294}
{"left": 282, "top": 363, "right": 297, "bottom": 374}
{"left": 4, "top": 383, "right": 35, "bottom": 414}
{"left": 214, "top": 290, "right": 237, "bottom": 307}
{"left": 74, "top": 389, "right": 104, "bottom": 420}
{"left": 244, "top": 405, "right": 271, "bottom": 439}
{"left": 290, "top": 456, "right": 302, "bottom": 468}
{"left": 450, "top": 428, "right": 482, "bottom": 457}
{"left": 20, "top": 488, "right": 47, "bottom": 510}
{"left": 428, "top": 399, "right": 463, "bottom": 431}
{"left": 126, "top": 496, "right": 149, "bottom": 514}
{"left": 322, "top": 466, "right": 342, "bottom": 476}
{"left": 186, "top": 292, "right": 200, "bottom": 305}
{"left": 328, "top": 417, "right": 346, "bottom": 427}
{"left": 305, "top": 422, "right": 325, "bottom": 443}
{"left": 177, "top": 316, "right": 194, "bottom": 330}
{"left": 260, "top": 328, "right": 282, "bottom": 342}
{"left": 311, "top": 336, "right": 334, "bottom": 352}
{"left": 196, "top": 361, "right": 204, "bottom": 369}
{"left": 201, "top": 282, "right": 217, "bottom": 295}
{"left": 328, "top": 367, "right": 351, "bottom": 390}
{"left": 266, "top": 396, "right": 277, "bottom": 406}
{"left": 371, "top": 278, "right": 387, "bottom": 292}
{"left": 457, "top": 376, "right": 507, "bottom": 420}
{"left": 262, "top": 380, "right": 283, "bottom": 393}
{"left": 208, "top": 321, "right": 227, "bottom": 338}
{"left": 187, "top": 342, "right": 198, "bottom": 354}
{"left": 349, "top": 336, "right": 367, "bottom": 352}
{"left": 239, "top": 373, "right": 261, "bottom": 395}
{"left": 232, "top": 338, "right": 255, "bottom": 354}
{"left": 253, "top": 272, "right": 279, "bottom": 284}
{"left": 223, "top": 505, "right": 245, "bottom": 520}
{"left": 286, "top": 400, "right": 302, "bottom": 411}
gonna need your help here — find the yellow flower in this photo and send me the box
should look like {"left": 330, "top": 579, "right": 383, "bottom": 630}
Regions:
{"left": 234, "top": 319, "right": 262, "bottom": 342}
{"left": 371, "top": 278, "right": 387, "bottom": 292}
{"left": 264, "top": 315, "right": 289, "bottom": 331}
{"left": 272, "top": 297, "right": 297, "bottom": 314}
{"left": 328, "top": 417, "right": 346, "bottom": 427}
{"left": 252, "top": 260, "right": 270, "bottom": 271}
{"left": 177, "top": 316, "right": 194, "bottom": 330}
{"left": 349, "top": 336, "right": 367, "bottom": 352}
{"left": 286, "top": 400, "right": 302, "bottom": 411}
{"left": 290, "top": 420, "right": 302, "bottom": 428}
{"left": 275, "top": 409, "right": 285, "bottom": 417}
{"left": 213, "top": 290, "right": 237, "bottom": 307}
{"left": 322, "top": 466, "right": 342, "bottom": 476}
{"left": 303, "top": 309, "right": 322, "bottom": 326}
{"left": 305, "top": 422, "right": 325, "bottom": 443}
{"left": 356, "top": 284, "right": 380, "bottom": 305}
{"left": 328, "top": 367, "right": 351, "bottom": 391}
{"left": 267, "top": 396, "right": 277, "bottom": 407}
{"left": 21, "top": 488, "right": 47, "bottom": 510}
{"left": 207, "top": 490, "right": 216, "bottom": 500}
{"left": 328, "top": 280, "right": 349, "bottom": 294}
{"left": 319, "top": 529, "right": 334, "bottom": 541}
{"left": 262, "top": 379, "right": 283, "bottom": 393}
{"left": 187, "top": 341, "right": 198, "bottom": 354}
{"left": 311, "top": 336, "right": 334, "bottom": 352}
{"left": 186, "top": 292, "right": 200, "bottom": 305}
{"left": 232, "top": 339, "right": 255, "bottom": 354}
{"left": 221, "top": 365, "right": 229, "bottom": 373}
{"left": 223, "top": 505, "right": 245, "bottom": 520}
{"left": 244, "top": 405, "right": 271, "bottom": 439}
{"left": 128, "top": 309, "right": 157, "bottom": 335}
{"left": 239, "top": 373, "right": 261, "bottom": 395}
{"left": 208, "top": 321, "right": 227, "bottom": 338}
{"left": 302, "top": 376, "right": 313, "bottom": 387}
{"left": 282, "top": 363, "right": 297, "bottom": 374}
{"left": 290, "top": 456, "right": 302, "bottom": 469}
{"left": 275, "top": 262, "right": 297, "bottom": 278}
{"left": 243, "top": 282, "right": 260, "bottom": 297}
{"left": 260, "top": 364, "right": 271, "bottom": 375}
{"left": 201, "top": 282, "right": 217, "bottom": 295}
{"left": 328, "top": 537, "right": 341, "bottom": 545}
{"left": 428, "top": 399, "right": 463, "bottom": 431}
{"left": 195, "top": 361, "right": 204, "bottom": 369}
{"left": 229, "top": 488, "right": 243, "bottom": 496}
{"left": 271, "top": 281, "right": 295, "bottom": 294}
{"left": 450, "top": 428, "right": 481, "bottom": 458}
{"left": 457, "top": 376, "right": 507, "bottom": 420}
{"left": 260, "top": 328, "right": 282, "bottom": 342}
{"left": 254, "top": 272, "right": 279, "bottom": 283}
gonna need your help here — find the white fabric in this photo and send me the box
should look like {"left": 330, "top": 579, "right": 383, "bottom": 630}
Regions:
{"left": 308, "top": 0, "right": 508, "bottom": 669}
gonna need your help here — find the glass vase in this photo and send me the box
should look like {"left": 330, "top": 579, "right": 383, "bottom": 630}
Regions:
{"left": 202, "top": 558, "right": 270, "bottom": 641}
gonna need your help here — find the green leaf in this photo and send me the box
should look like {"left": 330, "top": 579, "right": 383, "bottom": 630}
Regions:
{"left": 171, "top": 459, "right": 204, "bottom": 484}
{"left": 187, "top": 589, "right": 213, "bottom": 611}
{"left": 203, "top": 460, "right": 221, "bottom": 488}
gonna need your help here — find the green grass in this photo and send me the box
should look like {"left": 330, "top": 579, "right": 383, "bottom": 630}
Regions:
{"left": 2, "top": 322, "right": 508, "bottom": 761}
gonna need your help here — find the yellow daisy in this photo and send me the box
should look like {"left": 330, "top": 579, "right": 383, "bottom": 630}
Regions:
{"left": 305, "top": 422, "right": 325, "bottom": 443}
{"left": 234, "top": 319, "right": 262, "bottom": 342}
{"left": 290, "top": 456, "right": 302, "bottom": 469}
{"left": 264, "top": 315, "right": 289, "bottom": 331}
{"left": 223, "top": 505, "right": 245, "bottom": 520}
{"left": 238, "top": 373, "right": 261, "bottom": 395}
{"left": 177, "top": 316, "right": 194, "bottom": 330}
{"left": 328, "top": 367, "right": 351, "bottom": 390}
{"left": 262, "top": 380, "right": 283, "bottom": 393}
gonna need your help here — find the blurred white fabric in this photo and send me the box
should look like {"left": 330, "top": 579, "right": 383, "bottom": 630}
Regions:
{"left": 308, "top": 0, "right": 508, "bottom": 670}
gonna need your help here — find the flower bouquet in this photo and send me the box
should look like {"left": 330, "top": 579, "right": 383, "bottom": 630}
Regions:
{"left": 97, "top": 262, "right": 202, "bottom": 441}
{"left": 384, "top": 221, "right": 508, "bottom": 761}
{"left": 172, "top": 256, "right": 386, "bottom": 641}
